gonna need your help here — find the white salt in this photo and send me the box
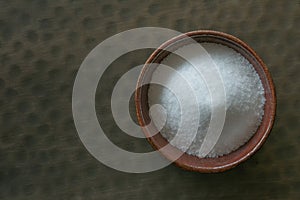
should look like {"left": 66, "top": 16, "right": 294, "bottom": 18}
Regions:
{"left": 148, "top": 43, "right": 265, "bottom": 158}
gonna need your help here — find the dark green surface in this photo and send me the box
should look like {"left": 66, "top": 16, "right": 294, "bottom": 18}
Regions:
{"left": 0, "top": 0, "right": 299, "bottom": 199}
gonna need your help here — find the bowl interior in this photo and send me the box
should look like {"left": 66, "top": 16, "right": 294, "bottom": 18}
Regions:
{"left": 135, "top": 31, "right": 276, "bottom": 173}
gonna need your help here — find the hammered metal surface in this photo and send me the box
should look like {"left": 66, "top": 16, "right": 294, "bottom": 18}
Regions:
{"left": 0, "top": 0, "right": 299, "bottom": 199}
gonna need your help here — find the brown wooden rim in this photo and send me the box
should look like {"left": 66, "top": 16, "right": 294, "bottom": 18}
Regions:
{"left": 135, "top": 30, "right": 276, "bottom": 173}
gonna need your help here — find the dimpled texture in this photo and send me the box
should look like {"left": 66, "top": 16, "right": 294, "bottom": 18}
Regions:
{"left": 0, "top": 0, "right": 299, "bottom": 200}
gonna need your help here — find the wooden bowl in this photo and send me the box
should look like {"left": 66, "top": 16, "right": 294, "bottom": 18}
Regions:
{"left": 135, "top": 30, "right": 276, "bottom": 173}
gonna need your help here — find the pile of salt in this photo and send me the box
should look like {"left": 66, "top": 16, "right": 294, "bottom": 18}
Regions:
{"left": 148, "top": 43, "right": 265, "bottom": 158}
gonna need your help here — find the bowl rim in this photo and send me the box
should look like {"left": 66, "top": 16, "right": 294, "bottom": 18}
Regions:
{"left": 135, "top": 30, "right": 276, "bottom": 173}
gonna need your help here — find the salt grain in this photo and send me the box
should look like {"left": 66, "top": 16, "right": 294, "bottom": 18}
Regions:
{"left": 148, "top": 43, "right": 265, "bottom": 158}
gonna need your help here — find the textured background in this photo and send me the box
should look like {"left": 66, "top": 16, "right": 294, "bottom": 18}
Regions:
{"left": 0, "top": 0, "right": 299, "bottom": 199}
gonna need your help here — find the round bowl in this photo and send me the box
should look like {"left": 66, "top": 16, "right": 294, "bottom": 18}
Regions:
{"left": 135, "top": 30, "right": 276, "bottom": 173}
